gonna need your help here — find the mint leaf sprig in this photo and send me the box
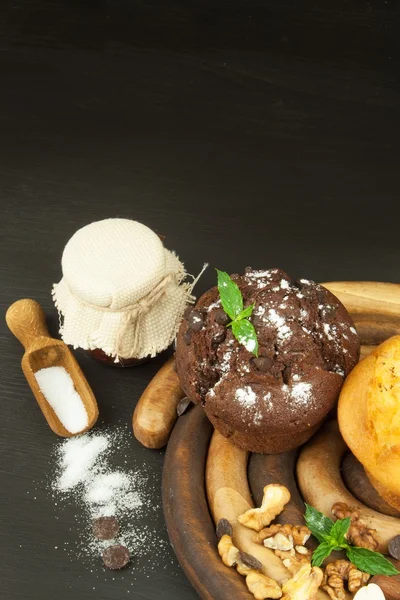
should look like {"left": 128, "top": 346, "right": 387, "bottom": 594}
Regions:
{"left": 216, "top": 269, "right": 259, "bottom": 357}
{"left": 304, "top": 504, "right": 399, "bottom": 576}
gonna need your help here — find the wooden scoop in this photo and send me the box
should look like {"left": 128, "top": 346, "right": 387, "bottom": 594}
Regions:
{"left": 6, "top": 299, "right": 99, "bottom": 437}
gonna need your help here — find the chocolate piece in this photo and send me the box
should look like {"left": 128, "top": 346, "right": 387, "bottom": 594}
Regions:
{"left": 177, "top": 397, "right": 191, "bottom": 416}
{"left": 93, "top": 516, "right": 120, "bottom": 540}
{"left": 198, "top": 385, "right": 208, "bottom": 399}
{"left": 388, "top": 536, "right": 400, "bottom": 561}
{"left": 239, "top": 551, "right": 263, "bottom": 571}
{"left": 282, "top": 366, "right": 292, "bottom": 384}
{"left": 184, "top": 305, "right": 193, "bottom": 319}
{"left": 252, "top": 356, "right": 273, "bottom": 372}
{"left": 102, "top": 544, "right": 130, "bottom": 570}
{"left": 188, "top": 309, "right": 204, "bottom": 331}
{"left": 214, "top": 309, "right": 230, "bottom": 326}
{"left": 216, "top": 518, "right": 233, "bottom": 540}
{"left": 212, "top": 330, "right": 226, "bottom": 348}
{"left": 183, "top": 328, "right": 192, "bottom": 345}
{"left": 175, "top": 268, "right": 359, "bottom": 454}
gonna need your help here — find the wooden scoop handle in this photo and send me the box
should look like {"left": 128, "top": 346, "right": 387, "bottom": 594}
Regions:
{"left": 6, "top": 299, "right": 50, "bottom": 350}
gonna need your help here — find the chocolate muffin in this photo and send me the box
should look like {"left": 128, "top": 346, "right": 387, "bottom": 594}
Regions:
{"left": 175, "top": 268, "right": 360, "bottom": 453}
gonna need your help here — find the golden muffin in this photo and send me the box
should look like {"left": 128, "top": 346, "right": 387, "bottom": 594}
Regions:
{"left": 338, "top": 335, "right": 400, "bottom": 510}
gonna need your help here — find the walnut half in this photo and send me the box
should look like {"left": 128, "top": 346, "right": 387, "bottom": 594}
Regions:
{"left": 275, "top": 549, "right": 311, "bottom": 576}
{"left": 254, "top": 524, "right": 311, "bottom": 551}
{"left": 217, "top": 534, "right": 240, "bottom": 567}
{"left": 237, "top": 485, "right": 291, "bottom": 532}
{"left": 331, "top": 503, "right": 379, "bottom": 551}
{"left": 322, "top": 560, "right": 370, "bottom": 600}
{"left": 281, "top": 563, "right": 323, "bottom": 600}
{"left": 246, "top": 569, "right": 283, "bottom": 600}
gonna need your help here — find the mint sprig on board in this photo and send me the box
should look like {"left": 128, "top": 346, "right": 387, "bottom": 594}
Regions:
{"left": 216, "top": 269, "right": 258, "bottom": 357}
{"left": 304, "top": 504, "right": 399, "bottom": 576}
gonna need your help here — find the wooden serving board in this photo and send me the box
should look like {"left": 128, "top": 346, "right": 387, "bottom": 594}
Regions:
{"left": 163, "top": 406, "right": 254, "bottom": 600}
{"left": 162, "top": 282, "right": 400, "bottom": 600}
{"left": 163, "top": 409, "right": 400, "bottom": 600}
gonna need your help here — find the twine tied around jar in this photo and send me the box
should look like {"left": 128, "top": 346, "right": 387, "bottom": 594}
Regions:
{"left": 114, "top": 271, "right": 175, "bottom": 360}
{"left": 54, "top": 262, "right": 208, "bottom": 361}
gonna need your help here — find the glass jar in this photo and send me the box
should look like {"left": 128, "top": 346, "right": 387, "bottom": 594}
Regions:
{"left": 87, "top": 348, "right": 150, "bottom": 367}
{"left": 52, "top": 218, "right": 194, "bottom": 367}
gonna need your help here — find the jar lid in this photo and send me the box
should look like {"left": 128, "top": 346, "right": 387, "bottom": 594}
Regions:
{"left": 52, "top": 218, "right": 196, "bottom": 360}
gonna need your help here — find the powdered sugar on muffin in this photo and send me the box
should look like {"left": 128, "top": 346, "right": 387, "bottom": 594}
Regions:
{"left": 175, "top": 268, "right": 359, "bottom": 453}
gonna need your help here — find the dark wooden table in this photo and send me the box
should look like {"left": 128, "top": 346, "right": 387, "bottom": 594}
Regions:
{"left": 1, "top": 2, "right": 399, "bottom": 599}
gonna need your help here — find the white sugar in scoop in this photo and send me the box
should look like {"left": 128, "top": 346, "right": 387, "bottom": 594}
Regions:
{"left": 34, "top": 366, "right": 89, "bottom": 434}
{"left": 6, "top": 299, "right": 98, "bottom": 437}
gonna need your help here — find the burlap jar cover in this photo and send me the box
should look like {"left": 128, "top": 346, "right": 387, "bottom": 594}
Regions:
{"left": 52, "top": 218, "right": 201, "bottom": 361}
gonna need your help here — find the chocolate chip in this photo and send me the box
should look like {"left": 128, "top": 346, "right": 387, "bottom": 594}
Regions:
{"left": 198, "top": 385, "right": 208, "bottom": 398}
{"left": 211, "top": 330, "right": 227, "bottom": 349}
{"left": 388, "top": 535, "right": 400, "bottom": 561}
{"left": 184, "top": 305, "right": 193, "bottom": 319}
{"left": 252, "top": 356, "right": 273, "bottom": 372}
{"left": 93, "top": 516, "right": 120, "bottom": 540}
{"left": 188, "top": 309, "right": 204, "bottom": 331}
{"left": 282, "top": 366, "right": 291, "bottom": 384}
{"left": 216, "top": 518, "right": 233, "bottom": 540}
{"left": 214, "top": 309, "right": 230, "bottom": 326}
{"left": 102, "top": 544, "right": 130, "bottom": 570}
{"left": 184, "top": 328, "right": 192, "bottom": 345}
{"left": 177, "top": 397, "right": 191, "bottom": 416}
{"left": 239, "top": 551, "right": 262, "bottom": 571}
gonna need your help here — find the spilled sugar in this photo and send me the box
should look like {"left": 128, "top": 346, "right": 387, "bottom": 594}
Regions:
{"left": 57, "top": 435, "right": 109, "bottom": 491}
{"left": 47, "top": 427, "right": 175, "bottom": 577}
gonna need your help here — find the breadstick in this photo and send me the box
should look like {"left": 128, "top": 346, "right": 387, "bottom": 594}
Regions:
{"left": 297, "top": 420, "right": 400, "bottom": 554}
{"left": 322, "top": 281, "right": 400, "bottom": 345}
{"left": 132, "top": 357, "right": 185, "bottom": 448}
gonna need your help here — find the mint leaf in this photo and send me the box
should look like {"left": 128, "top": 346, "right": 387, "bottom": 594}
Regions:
{"left": 304, "top": 504, "right": 334, "bottom": 543}
{"left": 330, "top": 517, "right": 351, "bottom": 546}
{"left": 236, "top": 304, "right": 255, "bottom": 321}
{"left": 216, "top": 269, "right": 243, "bottom": 320}
{"left": 312, "top": 541, "right": 334, "bottom": 567}
{"left": 232, "top": 319, "right": 258, "bottom": 357}
{"left": 346, "top": 547, "right": 400, "bottom": 576}
{"left": 215, "top": 270, "right": 259, "bottom": 355}
{"left": 305, "top": 504, "right": 399, "bottom": 577}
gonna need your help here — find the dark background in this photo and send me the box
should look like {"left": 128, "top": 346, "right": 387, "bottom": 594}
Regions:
{"left": 1, "top": 1, "right": 399, "bottom": 599}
